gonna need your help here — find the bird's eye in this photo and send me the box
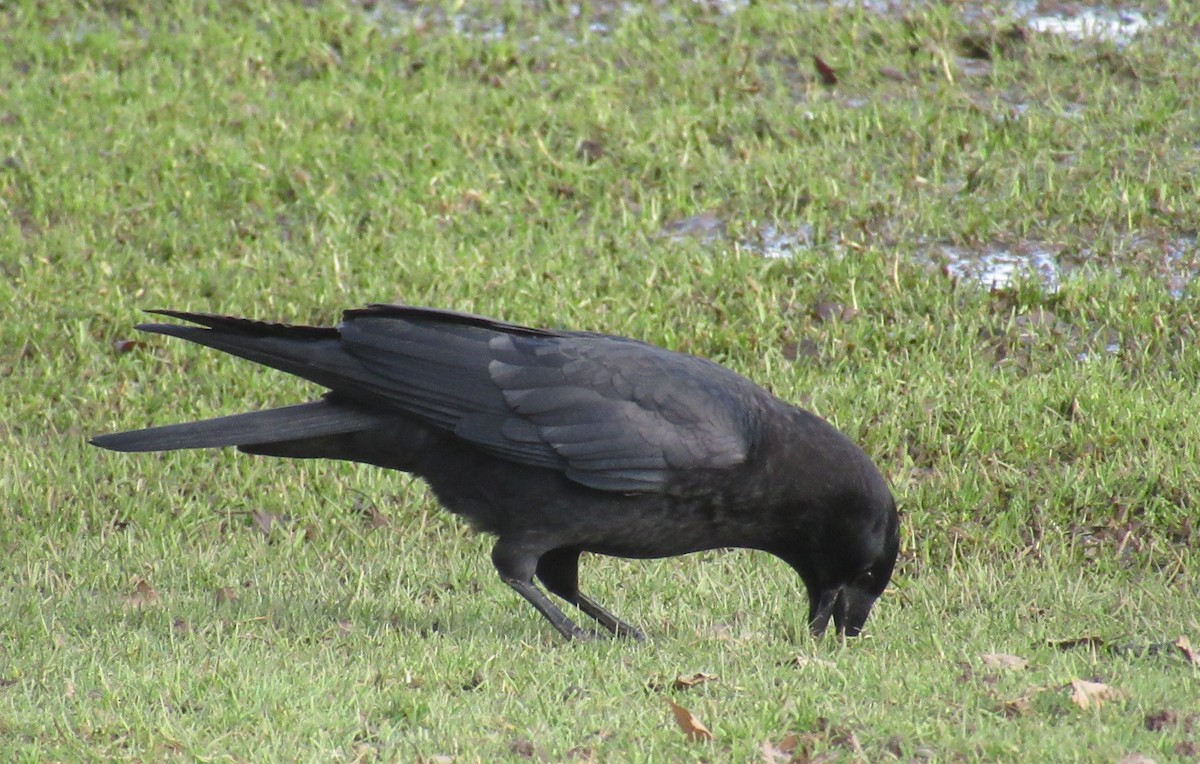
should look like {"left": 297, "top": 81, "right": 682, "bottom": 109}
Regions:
{"left": 855, "top": 569, "right": 876, "bottom": 587}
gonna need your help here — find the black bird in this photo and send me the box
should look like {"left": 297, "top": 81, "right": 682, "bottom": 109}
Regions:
{"left": 92, "top": 305, "right": 898, "bottom": 641}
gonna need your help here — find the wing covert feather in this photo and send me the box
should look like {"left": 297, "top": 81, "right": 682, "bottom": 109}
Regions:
{"left": 337, "top": 308, "right": 758, "bottom": 493}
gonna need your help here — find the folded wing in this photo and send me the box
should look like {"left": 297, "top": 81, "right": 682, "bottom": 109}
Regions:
{"left": 106, "top": 305, "right": 760, "bottom": 493}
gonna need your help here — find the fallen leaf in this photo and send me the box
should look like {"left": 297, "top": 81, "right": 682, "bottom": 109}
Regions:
{"left": 760, "top": 733, "right": 799, "bottom": 762}
{"left": 824, "top": 723, "right": 863, "bottom": 756}
{"left": 509, "top": 738, "right": 537, "bottom": 758}
{"left": 664, "top": 697, "right": 714, "bottom": 742}
{"left": 673, "top": 672, "right": 719, "bottom": 691}
{"left": 123, "top": 578, "right": 159, "bottom": 610}
{"left": 112, "top": 339, "right": 147, "bottom": 354}
{"left": 1069, "top": 679, "right": 1116, "bottom": 710}
{"left": 214, "top": 586, "right": 239, "bottom": 604}
{"left": 251, "top": 509, "right": 291, "bottom": 537}
{"left": 994, "top": 680, "right": 1062, "bottom": 717}
{"left": 884, "top": 736, "right": 905, "bottom": 758}
{"left": 1145, "top": 709, "right": 1176, "bottom": 731}
{"left": 813, "top": 301, "right": 858, "bottom": 323}
{"left": 812, "top": 55, "right": 838, "bottom": 86}
{"left": 353, "top": 496, "right": 389, "bottom": 529}
{"left": 576, "top": 139, "right": 604, "bottom": 163}
{"left": 1175, "top": 636, "right": 1200, "bottom": 667}
{"left": 981, "top": 653, "right": 1028, "bottom": 670}
{"left": 252, "top": 509, "right": 276, "bottom": 536}
{"left": 1000, "top": 695, "right": 1034, "bottom": 717}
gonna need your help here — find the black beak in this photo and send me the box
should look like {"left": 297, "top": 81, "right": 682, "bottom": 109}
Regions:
{"left": 808, "top": 586, "right": 878, "bottom": 638}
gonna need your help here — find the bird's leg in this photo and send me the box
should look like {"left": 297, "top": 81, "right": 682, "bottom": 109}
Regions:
{"left": 492, "top": 539, "right": 593, "bottom": 641}
{"left": 536, "top": 548, "right": 646, "bottom": 642}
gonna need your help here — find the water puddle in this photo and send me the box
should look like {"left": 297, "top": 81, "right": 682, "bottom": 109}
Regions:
{"left": 659, "top": 210, "right": 727, "bottom": 245}
{"left": 1014, "top": 2, "right": 1152, "bottom": 47}
{"left": 659, "top": 212, "right": 821, "bottom": 260}
{"left": 363, "top": 2, "right": 1159, "bottom": 48}
{"left": 1157, "top": 235, "right": 1198, "bottom": 299}
{"left": 740, "top": 223, "right": 816, "bottom": 260}
{"left": 937, "top": 234, "right": 1197, "bottom": 299}
{"left": 940, "top": 243, "right": 1061, "bottom": 293}
{"left": 362, "top": 1, "right": 638, "bottom": 43}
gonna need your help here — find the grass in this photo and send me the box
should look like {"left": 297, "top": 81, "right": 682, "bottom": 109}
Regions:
{"left": 2, "top": 1, "right": 1198, "bottom": 760}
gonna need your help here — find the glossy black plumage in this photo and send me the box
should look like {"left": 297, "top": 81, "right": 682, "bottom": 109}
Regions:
{"left": 92, "top": 305, "right": 899, "bottom": 641}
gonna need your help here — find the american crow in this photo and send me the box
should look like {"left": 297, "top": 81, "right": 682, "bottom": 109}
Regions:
{"left": 92, "top": 305, "right": 898, "bottom": 641}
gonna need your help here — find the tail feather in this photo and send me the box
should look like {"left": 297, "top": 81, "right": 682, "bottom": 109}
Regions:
{"left": 143, "top": 310, "right": 336, "bottom": 339}
{"left": 90, "top": 400, "right": 387, "bottom": 452}
{"left": 134, "top": 316, "right": 388, "bottom": 403}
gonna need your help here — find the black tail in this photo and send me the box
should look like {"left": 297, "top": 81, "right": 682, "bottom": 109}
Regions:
{"left": 90, "top": 400, "right": 388, "bottom": 452}
{"left": 132, "top": 311, "right": 387, "bottom": 396}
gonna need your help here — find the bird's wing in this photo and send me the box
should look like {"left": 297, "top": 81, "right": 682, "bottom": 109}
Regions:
{"left": 339, "top": 305, "right": 759, "bottom": 492}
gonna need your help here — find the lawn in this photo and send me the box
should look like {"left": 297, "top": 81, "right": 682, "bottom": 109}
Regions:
{"left": 1, "top": 1, "right": 1197, "bottom": 760}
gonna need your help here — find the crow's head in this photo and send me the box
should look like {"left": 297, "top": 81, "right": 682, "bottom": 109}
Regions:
{"left": 786, "top": 489, "right": 899, "bottom": 638}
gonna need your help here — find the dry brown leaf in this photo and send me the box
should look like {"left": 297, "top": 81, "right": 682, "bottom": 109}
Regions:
{"left": 364, "top": 504, "right": 390, "bottom": 529}
{"left": 252, "top": 509, "right": 279, "bottom": 536}
{"left": 812, "top": 55, "right": 838, "bottom": 86}
{"left": 112, "top": 339, "right": 147, "bottom": 354}
{"left": 1175, "top": 636, "right": 1200, "bottom": 667}
{"left": 1144, "top": 709, "right": 1176, "bottom": 731}
{"left": 1001, "top": 695, "right": 1033, "bottom": 717}
{"left": 673, "top": 672, "right": 719, "bottom": 690}
{"left": 353, "top": 495, "right": 390, "bottom": 529}
{"left": 664, "top": 697, "right": 714, "bottom": 742}
{"left": 1069, "top": 679, "right": 1117, "bottom": 710}
{"left": 981, "top": 653, "right": 1028, "bottom": 670}
{"left": 760, "top": 733, "right": 800, "bottom": 762}
{"left": 1176, "top": 742, "right": 1200, "bottom": 757}
{"left": 995, "top": 680, "right": 1061, "bottom": 717}
{"left": 214, "top": 586, "right": 239, "bottom": 605}
{"left": 123, "top": 578, "right": 159, "bottom": 610}
{"left": 828, "top": 727, "right": 863, "bottom": 756}
{"left": 509, "top": 738, "right": 537, "bottom": 758}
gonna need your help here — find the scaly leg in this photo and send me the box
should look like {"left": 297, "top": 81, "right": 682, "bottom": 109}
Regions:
{"left": 536, "top": 548, "right": 645, "bottom": 642}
